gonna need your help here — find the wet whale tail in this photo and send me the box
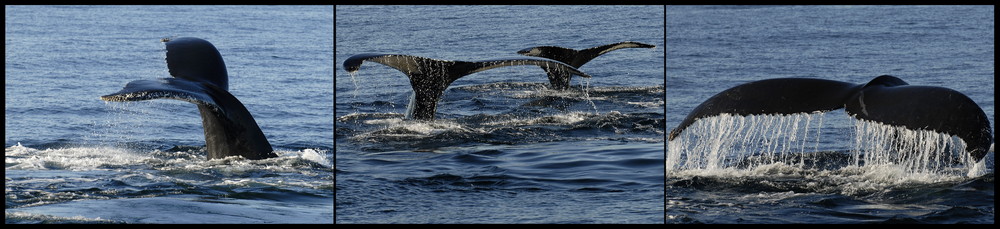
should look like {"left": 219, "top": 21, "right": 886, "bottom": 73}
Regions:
{"left": 343, "top": 53, "right": 592, "bottom": 120}
{"left": 517, "top": 41, "right": 656, "bottom": 90}
{"left": 101, "top": 37, "right": 275, "bottom": 160}
{"left": 669, "top": 75, "right": 992, "bottom": 161}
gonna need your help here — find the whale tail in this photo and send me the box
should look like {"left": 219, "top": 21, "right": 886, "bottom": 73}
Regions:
{"left": 101, "top": 37, "right": 275, "bottom": 160}
{"left": 517, "top": 41, "right": 656, "bottom": 90}
{"left": 669, "top": 75, "right": 992, "bottom": 161}
{"left": 844, "top": 75, "right": 992, "bottom": 160}
{"left": 668, "top": 78, "right": 863, "bottom": 141}
{"left": 343, "top": 53, "right": 592, "bottom": 120}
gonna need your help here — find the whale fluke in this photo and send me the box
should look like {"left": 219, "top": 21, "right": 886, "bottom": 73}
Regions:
{"left": 669, "top": 75, "right": 992, "bottom": 161}
{"left": 517, "top": 41, "right": 656, "bottom": 90}
{"left": 343, "top": 53, "right": 592, "bottom": 120}
{"left": 101, "top": 37, "right": 275, "bottom": 160}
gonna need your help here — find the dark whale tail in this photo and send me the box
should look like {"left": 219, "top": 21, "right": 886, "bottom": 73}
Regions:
{"left": 517, "top": 41, "right": 656, "bottom": 90}
{"left": 669, "top": 75, "right": 992, "bottom": 161}
{"left": 101, "top": 37, "right": 275, "bottom": 160}
{"left": 343, "top": 53, "right": 592, "bottom": 120}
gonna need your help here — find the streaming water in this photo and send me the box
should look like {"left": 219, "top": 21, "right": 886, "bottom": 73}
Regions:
{"left": 582, "top": 78, "right": 599, "bottom": 114}
{"left": 667, "top": 112, "right": 985, "bottom": 176}
{"left": 349, "top": 71, "right": 359, "bottom": 99}
{"left": 851, "top": 119, "right": 980, "bottom": 176}
{"left": 667, "top": 113, "right": 831, "bottom": 171}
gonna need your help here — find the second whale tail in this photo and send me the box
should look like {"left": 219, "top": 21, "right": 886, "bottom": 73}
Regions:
{"left": 517, "top": 41, "right": 656, "bottom": 90}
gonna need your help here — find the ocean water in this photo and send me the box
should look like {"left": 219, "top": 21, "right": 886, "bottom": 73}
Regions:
{"left": 9, "top": 5, "right": 992, "bottom": 225}
{"left": 335, "top": 6, "right": 665, "bottom": 223}
{"left": 666, "top": 5, "right": 994, "bottom": 223}
{"left": 5, "top": 6, "right": 334, "bottom": 223}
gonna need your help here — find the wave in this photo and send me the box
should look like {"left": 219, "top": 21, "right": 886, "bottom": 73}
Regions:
{"left": 338, "top": 111, "right": 664, "bottom": 146}
{"left": 5, "top": 143, "right": 332, "bottom": 171}
{"left": 5, "top": 211, "right": 125, "bottom": 224}
{"left": 339, "top": 140, "right": 664, "bottom": 194}
{"left": 6, "top": 194, "right": 333, "bottom": 224}
{"left": 669, "top": 159, "right": 989, "bottom": 196}
{"left": 336, "top": 82, "right": 665, "bottom": 147}
{"left": 5, "top": 143, "right": 334, "bottom": 210}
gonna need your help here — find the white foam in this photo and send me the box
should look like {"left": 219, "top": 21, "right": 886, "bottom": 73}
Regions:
{"left": 483, "top": 112, "right": 591, "bottom": 126}
{"left": 353, "top": 118, "right": 481, "bottom": 140}
{"left": 5, "top": 143, "right": 150, "bottom": 171}
{"left": 297, "top": 148, "right": 332, "bottom": 168}
{"left": 6, "top": 143, "right": 333, "bottom": 172}
{"left": 627, "top": 100, "right": 664, "bottom": 108}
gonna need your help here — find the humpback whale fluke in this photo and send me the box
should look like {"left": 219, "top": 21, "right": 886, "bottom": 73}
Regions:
{"left": 517, "top": 41, "right": 656, "bottom": 90}
{"left": 343, "top": 53, "right": 593, "bottom": 120}
{"left": 101, "top": 37, "right": 276, "bottom": 160}
{"left": 668, "top": 75, "right": 993, "bottom": 161}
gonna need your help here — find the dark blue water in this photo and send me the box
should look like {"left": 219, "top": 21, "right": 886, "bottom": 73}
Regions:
{"left": 5, "top": 6, "right": 334, "bottom": 223}
{"left": 666, "top": 5, "right": 993, "bottom": 223}
{"left": 335, "top": 5, "right": 665, "bottom": 223}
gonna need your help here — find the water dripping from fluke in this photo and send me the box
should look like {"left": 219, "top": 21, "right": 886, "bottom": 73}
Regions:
{"left": 667, "top": 113, "right": 831, "bottom": 171}
{"left": 851, "top": 118, "right": 979, "bottom": 175}
{"left": 667, "top": 112, "right": 987, "bottom": 176}
{"left": 582, "top": 77, "right": 599, "bottom": 115}
{"left": 348, "top": 71, "right": 359, "bottom": 99}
